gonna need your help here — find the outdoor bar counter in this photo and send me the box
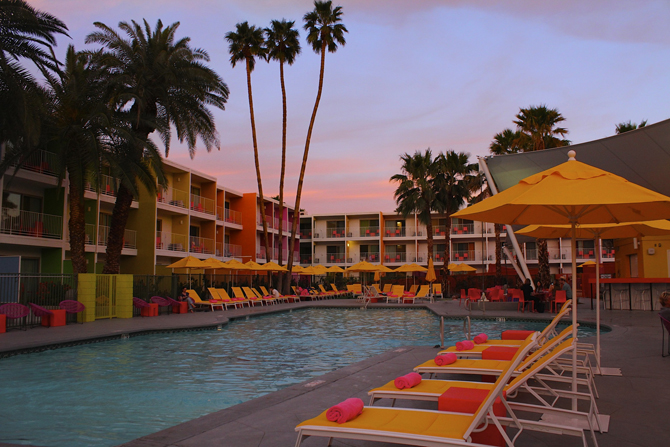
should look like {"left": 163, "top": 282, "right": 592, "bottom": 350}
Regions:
{"left": 589, "top": 277, "right": 670, "bottom": 311}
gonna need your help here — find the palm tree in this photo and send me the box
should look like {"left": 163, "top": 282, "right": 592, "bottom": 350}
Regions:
{"left": 226, "top": 22, "right": 272, "bottom": 266}
{"left": 513, "top": 105, "right": 570, "bottom": 286}
{"left": 391, "top": 149, "right": 438, "bottom": 260}
{"left": 0, "top": 0, "right": 68, "bottom": 149}
{"left": 489, "top": 129, "right": 525, "bottom": 155}
{"left": 615, "top": 120, "right": 647, "bottom": 134}
{"left": 87, "top": 19, "right": 229, "bottom": 273}
{"left": 433, "top": 151, "right": 477, "bottom": 279}
{"left": 265, "top": 19, "right": 301, "bottom": 271}
{"left": 286, "top": 1, "right": 347, "bottom": 280}
{"left": 513, "top": 105, "right": 569, "bottom": 151}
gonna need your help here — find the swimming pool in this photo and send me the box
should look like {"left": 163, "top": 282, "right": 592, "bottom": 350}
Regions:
{"left": 0, "top": 308, "right": 598, "bottom": 447}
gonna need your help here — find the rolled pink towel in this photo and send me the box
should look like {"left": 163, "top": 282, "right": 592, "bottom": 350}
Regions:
{"left": 394, "top": 372, "right": 422, "bottom": 389}
{"left": 455, "top": 340, "right": 475, "bottom": 351}
{"left": 434, "top": 353, "right": 457, "bottom": 365}
{"left": 326, "top": 398, "right": 364, "bottom": 423}
{"left": 473, "top": 333, "right": 488, "bottom": 344}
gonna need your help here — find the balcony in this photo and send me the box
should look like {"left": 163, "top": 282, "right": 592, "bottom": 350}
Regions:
{"left": 452, "top": 223, "right": 474, "bottom": 235}
{"left": 190, "top": 194, "right": 215, "bottom": 215}
{"left": 14, "top": 150, "right": 58, "bottom": 176}
{"left": 434, "top": 226, "right": 447, "bottom": 237}
{"left": 326, "top": 253, "right": 346, "bottom": 264}
{"left": 452, "top": 250, "right": 474, "bottom": 262}
{"left": 576, "top": 249, "right": 596, "bottom": 260}
{"left": 525, "top": 249, "right": 538, "bottom": 261}
{"left": 188, "top": 236, "right": 214, "bottom": 254}
{"left": 384, "top": 252, "right": 407, "bottom": 263}
{"left": 257, "top": 214, "right": 274, "bottom": 229}
{"left": 157, "top": 186, "right": 189, "bottom": 209}
{"left": 601, "top": 248, "right": 615, "bottom": 259}
{"left": 412, "top": 254, "right": 427, "bottom": 263}
{"left": 359, "top": 226, "right": 380, "bottom": 237}
{"left": 300, "top": 255, "right": 312, "bottom": 264}
{"left": 326, "top": 228, "right": 346, "bottom": 238}
{"left": 97, "top": 226, "right": 137, "bottom": 249}
{"left": 384, "top": 227, "right": 406, "bottom": 238}
{"left": 300, "top": 229, "right": 312, "bottom": 239}
{"left": 85, "top": 174, "right": 119, "bottom": 197}
{"left": 1, "top": 208, "right": 62, "bottom": 239}
{"left": 155, "top": 232, "right": 188, "bottom": 252}
{"left": 223, "top": 243, "right": 242, "bottom": 258}
{"left": 360, "top": 252, "right": 380, "bottom": 263}
{"left": 224, "top": 208, "right": 242, "bottom": 225}
{"left": 257, "top": 246, "right": 267, "bottom": 260}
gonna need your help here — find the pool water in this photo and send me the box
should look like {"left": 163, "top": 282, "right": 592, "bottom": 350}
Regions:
{"left": 0, "top": 308, "right": 597, "bottom": 447}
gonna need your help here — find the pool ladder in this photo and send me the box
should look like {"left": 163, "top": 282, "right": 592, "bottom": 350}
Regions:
{"left": 439, "top": 316, "right": 471, "bottom": 348}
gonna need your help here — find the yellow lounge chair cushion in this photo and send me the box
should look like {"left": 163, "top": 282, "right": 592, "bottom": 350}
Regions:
{"left": 415, "top": 358, "right": 511, "bottom": 372}
{"left": 297, "top": 406, "right": 473, "bottom": 439}
{"left": 370, "top": 379, "right": 495, "bottom": 396}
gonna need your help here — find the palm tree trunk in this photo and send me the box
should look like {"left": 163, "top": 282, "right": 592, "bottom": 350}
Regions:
{"left": 277, "top": 60, "right": 287, "bottom": 292}
{"left": 102, "top": 184, "right": 134, "bottom": 274}
{"left": 287, "top": 41, "right": 326, "bottom": 276}
{"left": 245, "top": 57, "right": 271, "bottom": 264}
{"left": 494, "top": 223, "right": 502, "bottom": 283}
{"left": 425, "top": 216, "right": 434, "bottom": 262}
{"left": 442, "top": 215, "right": 452, "bottom": 276}
{"left": 538, "top": 238, "right": 550, "bottom": 286}
{"left": 68, "top": 180, "right": 88, "bottom": 274}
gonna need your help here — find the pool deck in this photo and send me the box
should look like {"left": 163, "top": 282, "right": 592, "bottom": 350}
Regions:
{"left": 1, "top": 298, "right": 668, "bottom": 447}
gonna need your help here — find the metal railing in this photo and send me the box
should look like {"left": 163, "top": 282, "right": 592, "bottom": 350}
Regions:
{"left": 326, "top": 228, "right": 346, "bottom": 238}
{"left": 14, "top": 150, "right": 59, "bottom": 176}
{"left": 189, "top": 236, "right": 214, "bottom": 255}
{"left": 359, "top": 226, "right": 380, "bottom": 237}
{"left": 190, "top": 193, "right": 215, "bottom": 215}
{"left": 257, "top": 214, "right": 274, "bottom": 228}
{"left": 156, "top": 186, "right": 189, "bottom": 209}
{"left": 525, "top": 248, "right": 538, "bottom": 261}
{"left": 155, "top": 232, "right": 188, "bottom": 252}
{"left": 97, "top": 226, "right": 137, "bottom": 249}
{"left": 300, "top": 230, "right": 312, "bottom": 238}
{"left": 257, "top": 246, "right": 267, "bottom": 260}
{"left": 300, "top": 255, "right": 312, "bottom": 264}
{"left": 451, "top": 223, "right": 474, "bottom": 234}
{"left": 1, "top": 208, "right": 62, "bottom": 239}
{"left": 433, "top": 225, "right": 447, "bottom": 236}
{"left": 224, "top": 208, "right": 242, "bottom": 225}
{"left": 0, "top": 273, "right": 78, "bottom": 328}
{"left": 384, "top": 227, "right": 406, "bottom": 237}
{"left": 325, "top": 253, "right": 346, "bottom": 264}
{"left": 384, "top": 252, "right": 407, "bottom": 263}
{"left": 452, "top": 250, "right": 475, "bottom": 261}
{"left": 601, "top": 248, "right": 616, "bottom": 259}
{"left": 224, "top": 243, "right": 242, "bottom": 258}
{"left": 360, "top": 252, "right": 380, "bottom": 262}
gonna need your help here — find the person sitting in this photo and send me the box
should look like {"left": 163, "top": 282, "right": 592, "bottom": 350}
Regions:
{"left": 178, "top": 287, "right": 195, "bottom": 313}
{"left": 521, "top": 278, "right": 535, "bottom": 312}
{"left": 559, "top": 277, "right": 574, "bottom": 303}
{"left": 271, "top": 288, "right": 281, "bottom": 299}
{"left": 659, "top": 291, "right": 670, "bottom": 320}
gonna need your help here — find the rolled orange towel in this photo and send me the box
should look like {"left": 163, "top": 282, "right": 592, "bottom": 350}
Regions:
{"left": 434, "top": 353, "right": 457, "bottom": 365}
{"left": 326, "top": 398, "right": 364, "bottom": 423}
{"left": 473, "top": 333, "right": 488, "bottom": 344}
{"left": 455, "top": 340, "right": 475, "bottom": 351}
{"left": 394, "top": 372, "right": 422, "bottom": 389}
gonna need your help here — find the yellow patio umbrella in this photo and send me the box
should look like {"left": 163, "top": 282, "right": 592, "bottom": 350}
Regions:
{"left": 425, "top": 258, "right": 436, "bottom": 283}
{"left": 326, "top": 265, "right": 345, "bottom": 273}
{"left": 244, "top": 260, "right": 264, "bottom": 271}
{"left": 225, "top": 259, "right": 250, "bottom": 270}
{"left": 517, "top": 219, "right": 670, "bottom": 371}
{"left": 345, "top": 260, "right": 380, "bottom": 273}
{"left": 454, "top": 150, "right": 670, "bottom": 404}
{"left": 577, "top": 261, "right": 597, "bottom": 268}
{"left": 297, "top": 266, "right": 315, "bottom": 275}
{"left": 394, "top": 263, "right": 428, "bottom": 273}
{"left": 166, "top": 256, "right": 211, "bottom": 283}
{"left": 292, "top": 265, "right": 305, "bottom": 273}
{"left": 261, "top": 261, "right": 288, "bottom": 272}
{"left": 448, "top": 263, "right": 476, "bottom": 273}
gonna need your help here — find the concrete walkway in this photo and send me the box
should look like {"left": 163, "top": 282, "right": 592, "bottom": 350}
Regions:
{"left": 1, "top": 299, "right": 668, "bottom": 447}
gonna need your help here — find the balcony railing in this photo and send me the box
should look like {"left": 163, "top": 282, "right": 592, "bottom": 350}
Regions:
{"left": 525, "top": 249, "right": 538, "bottom": 261}
{"left": 300, "top": 255, "right": 312, "bottom": 264}
{"left": 434, "top": 226, "right": 447, "bottom": 236}
{"left": 84, "top": 174, "right": 119, "bottom": 197}
{"left": 1, "top": 208, "right": 62, "bottom": 239}
{"left": 257, "top": 246, "right": 267, "bottom": 260}
{"left": 360, "top": 252, "right": 380, "bottom": 263}
{"left": 548, "top": 248, "right": 572, "bottom": 261}
{"left": 14, "top": 150, "right": 58, "bottom": 176}
{"left": 155, "top": 232, "right": 188, "bottom": 252}
{"left": 300, "top": 229, "right": 312, "bottom": 239}
{"left": 326, "top": 229, "right": 346, "bottom": 238}
{"left": 224, "top": 208, "right": 242, "bottom": 225}
{"left": 384, "top": 252, "right": 407, "bottom": 263}
{"left": 190, "top": 194, "right": 215, "bottom": 215}
{"left": 384, "top": 227, "right": 406, "bottom": 238}
{"left": 224, "top": 243, "right": 242, "bottom": 258}
{"left": 601, "top": 248, "right": 616, "bottom": 259}
{"left": 412, "top": 253, "right": 427, "bottom": 263}
{"left": 452, "top": 223, "right": 474, "bottom": 235}
{"left": 157, "top": 186, "right": 189, "bottom": 209}
{"left": 257, "top": 214, "right": 274, "bottom": 229}
{"left": 189, "top": 236, "right": 214, "bottom": 254}
{"left": 359, "top": 226, "right": 380, "bottom": 237}
{"left": 452, "top": 250, "right": 474, "bottom": 262}
{"left": 326, "top": 253, "right": 346, "bottom": 264}
{"left": 97, "top": 226, "right": 137, "bottom": 249}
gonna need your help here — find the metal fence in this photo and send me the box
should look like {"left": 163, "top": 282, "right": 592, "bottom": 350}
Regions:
{"left": 0, "top": 274, "right": 78, "bottom": 329}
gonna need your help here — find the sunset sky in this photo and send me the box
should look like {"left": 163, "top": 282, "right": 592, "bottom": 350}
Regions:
{"left": 32, "top": 0, "right": 670, "bottom": 214}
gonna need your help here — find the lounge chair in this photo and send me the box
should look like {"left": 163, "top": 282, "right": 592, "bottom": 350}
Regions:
{"left": 208, "top": 288, "right": 238, "bottom": 310}
{"left": 295, "top": 334, "right": 540, "bottom": 447}
{"left": 432, "top": 283, "right": 442, "bottom": 299}
{"left": 409, "top": 284, "right": 419, "bottom": 295}
{"left": 386, "top": 285, "right": 404, "bottom": 303}
{"left": 318, "top": 284, "right": 337, "bottom": 298}
{"left": 188, "top": 289, "right": 221, "bottom": 311}
{"left": 438, "top": 303, "right": 572, "bottom": 357}
{"left": 368, "top": 338, "right": 604, "bottom": 446}
{"left": 382, "top": 283, "right": 392, "bottom": 294}
{"left": 415, "top": 326, "right": 573, "bottom": 378}
{"left": 330, "top": 283, "right": 346, "bottom": 297}
{"left": 411, "top": 285, "right": 430, "bottom": 303}
{"left": 227, "top": 287, "right": 251, "bottom": 306}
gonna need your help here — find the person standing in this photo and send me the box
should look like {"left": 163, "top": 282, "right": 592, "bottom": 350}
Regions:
{"left": 659, "top": 292, "right": 670, "bottom": 320}
{"left": 521, "top": 278, "right": 535, "bottom": 312}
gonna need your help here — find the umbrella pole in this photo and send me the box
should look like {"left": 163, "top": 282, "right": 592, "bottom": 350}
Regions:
{"left": 571, "top": 222, "right": 578, "bottom": 411}
{"left": 595, "top": 237, "right": 602, "bottom": 374}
